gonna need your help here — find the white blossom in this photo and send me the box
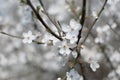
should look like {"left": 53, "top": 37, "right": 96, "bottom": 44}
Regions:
{"left": 110, "top": 51, "right": 120, "bottom": 63}
{"left": 41, "top": 33, "right": 59, "bottom": 46}
{"left": 59, "top": 40, "right": 71, "bottom": 56}
{"left": 70, "top": 19, "right": 82, "bottom": 31}
{"left": 22, "top": 31, "right": 36, "bottom": 43}
{"left": 71, "top": 51, "right": 77, "bottom": 58}
{"left": 90, "top": 60, "right": 100, "bottom": 72}
{"left": 62, "top": 19, "right": 81, "bottom": 34}
{"left": 62, "top": 19, "right": 82, "bottom": 44}
{"left": 65, "top": 31, "right": 78, "bottom": 44}
{"left": 66, "top": 69, "right": 83, "bottom": 80}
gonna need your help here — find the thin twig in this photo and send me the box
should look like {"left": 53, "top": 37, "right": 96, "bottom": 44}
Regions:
{"left": 31, "top": 12, "right": 41, "bottom": 31}
{"left": 80, "top": 0, "right": 108, "bottom": 45}
{"left": 38, "top": 0, "right": 57, "bottom": 27}
{"left": 108, "top": 24, "right": 120, "bottom": 38}
{"left": 38, "top": 0, "right": 55, "bottom": 26}
{"left": 0, "top": 31, "right": 23, "bottom": 39}
{"left": 38, "top": 0, "right": 62, "bottom": 36}
{"left": 0, "top": 31, "right": 43, "bottom": 44}
{"left": 27, "top": 0, "right": 63, "bottom": 41}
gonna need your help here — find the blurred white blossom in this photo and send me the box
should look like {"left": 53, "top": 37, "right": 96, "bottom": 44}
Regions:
{"left": 90, "top": 60, "right": 100, "bottom": 72}
{"left": 66, "top": 69, "right": 83, "bottom": 80}
{"left": 88, "top": 57, "right": 100, "bottom": 72}
{"left": 110, "top": 51, "right": 120, "bottom": 63}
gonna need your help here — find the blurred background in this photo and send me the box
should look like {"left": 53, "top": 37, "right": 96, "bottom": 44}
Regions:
{"left": 0, "top": 0, "right": 120, "bottom": 80}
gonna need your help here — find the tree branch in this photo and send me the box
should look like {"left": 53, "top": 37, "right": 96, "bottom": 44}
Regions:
{"left": 77, "top": 0, "right": 86, "bottom": 44}
{"left": 0, "top": 31, "right": 43, "bottom": 44}
{"left": 26, "top": 0, "right": 63, "bottom": 41}
{"left": 80, "top": 0, "right": 108, "bottom": 45}
{"left": 38, "top": 0, "right": 62, "bottom": 37}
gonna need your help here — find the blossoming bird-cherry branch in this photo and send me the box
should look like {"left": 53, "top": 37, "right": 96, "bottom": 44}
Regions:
{"left": 26, "top": 0, "right": 63, "bottom": 41}
{"left": 0, "top": 31, "right": 44, "bottom": 44}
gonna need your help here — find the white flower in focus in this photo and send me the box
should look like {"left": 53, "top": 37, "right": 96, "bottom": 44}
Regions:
{"left": 90, "top": 60, "right": 100, "bottom": 72}
{"left": 66, "top": 69, "right": 83, "bottom": 80}
{"left": 23, "top": 31, "right": 36, "bottom": 43}
{"left": 62, "top": 19, "right": 82, "bottom": 44}
{"left": 59, "top": 40, "right": 71, "bottom": 56}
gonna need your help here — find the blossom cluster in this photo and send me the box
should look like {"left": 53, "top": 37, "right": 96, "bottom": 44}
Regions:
{"left": 22, "top": 19, "right": 81, "bottom": 58}
{"left": 22, "top": 18, "right": 100, "bottom": 80}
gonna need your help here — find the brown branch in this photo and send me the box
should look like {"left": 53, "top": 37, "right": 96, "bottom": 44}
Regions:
{"left": 26, "top": 0, "right": 63, "bottom": 41}
{"left": 0, "top": 31, "right": 43, "bottom": 44}
{"left": 38, "top": 0, "right": 62, "bottom": 36}
{"left": 77, "top": 0, "right": 86, "bottom": 44}
{"left": 80, "top": 0, "right": 108, "bottom": 45}
{"left": 75, "top": 1, "right": 87, "bottom": 79}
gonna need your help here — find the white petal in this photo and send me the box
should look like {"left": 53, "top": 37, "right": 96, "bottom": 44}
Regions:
{"left": 31, "top": 35, "right": 36, "bottom": 40}
{"left": 23, "top": 33, "right": 28, "bottom": 38}
{"left": 65, "top": 48, "right": 71, "bottom": 55}
{"left": 90, "top": 63, "right": 97, "bottom": 72}
{"left": 28, "top": 40, "right": 32, "bottom": 43}
{"left": 65, "top": 33, "right": 72, "bottom": 39}
{"left": 59, "top": 48, "right": 65, "bottom": 55}
{"left": 70, "top": 19, "right": 81, "bottom": 30}
{"left": 95, "top": 62, "right": 100, "bottom": 68}
{"left": 23, "top": 39, "right": 28, "bottom": 43}
{"left": 72, "top": 51, "right": 77, "bottom": 58}
{"left": 70, "top": 19, "right": 76, "bottom": 28}
{"left": 28, "top": 31, "right": 32, "bottom": 35}
{"left": 62, "top": 25, "right": 71, "bottom": 32}
{"left": 70, "top": 36, "right": 78, "bottom": 44}
{"left": 92, "top": 67, "right": 96, "bottom": 72}
{"left": 66, "top": 69, "right": 82, "bottom": 80}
